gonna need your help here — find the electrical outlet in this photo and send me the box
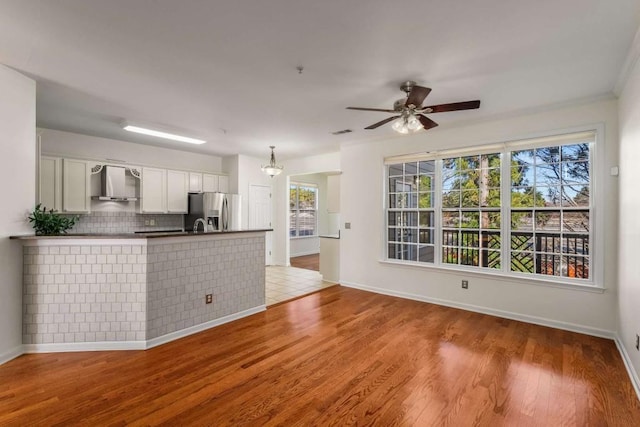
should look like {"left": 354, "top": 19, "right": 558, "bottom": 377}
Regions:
{"left": 149, "top": 219, "right": 156, "bottom": 226}
{"left": 461, "top": 280, "right": 469, "bottom": 289}
{"left": 636, "top": 334, "right": 639, "bottom": 351}
{"left": 205, "top": 294, "right": 213, "bottom": 304}
{"left": 344, "top": 222, "right": 351, "bottom": 229}
{"left": 144, "top": 220, "right": 150, "bottom": 226}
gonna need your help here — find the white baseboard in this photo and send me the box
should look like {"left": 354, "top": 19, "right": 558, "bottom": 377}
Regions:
{"left": 615, "top": 335, "right": 640, "bottom": 401}
{"left": 340, "top": 280, "right": 615, "bottom": 339}
{"left": 145, "top": 305, "right": 266, "bottom": 349}
{"left": 18, "top": 305, "right": 266, "bottom": 356}
{"left": 23, "top": 341, "right": 146, "bottom": 353}
{"left": 0, "top": 345, "right": 24, "bottom": 365}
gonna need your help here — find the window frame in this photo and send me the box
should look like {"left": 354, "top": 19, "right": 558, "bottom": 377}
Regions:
{"left": 290, "top": 182, "right": 319, "bottom": 238}
{"left": 382, "top": 127, "right": 603, "bottom": 290}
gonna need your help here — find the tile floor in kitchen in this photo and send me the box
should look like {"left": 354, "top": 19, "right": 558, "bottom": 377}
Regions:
{"left": 265, "top": 265, "right": 336, "bottom": 306}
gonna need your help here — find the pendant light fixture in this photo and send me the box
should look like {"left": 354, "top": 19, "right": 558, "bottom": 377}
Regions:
{"left": 261, "top": 145, "right": 284, "bottom": 177}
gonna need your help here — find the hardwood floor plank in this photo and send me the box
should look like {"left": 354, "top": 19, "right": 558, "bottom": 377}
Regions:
{"left": 0, "top": 286, "right": 638, "bottom": 426}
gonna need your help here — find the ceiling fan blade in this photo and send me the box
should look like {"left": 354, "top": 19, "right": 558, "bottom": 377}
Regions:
{"left": 364, "top": 115, "right": 400, "bottom": 130}
{"left": 346, "top": 107, "right": 398, "bottom": 113}
{"left": 405, "top": 85, "right": 431, "bottom": 107}
{"left": 417, "top": 115, "right": 439, "bottom": 130}
{"left": 422, "top": 100, "right": 481, "bottom": 113}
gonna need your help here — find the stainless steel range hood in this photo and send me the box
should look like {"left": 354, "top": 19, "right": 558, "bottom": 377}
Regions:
{"left": 92, "top": 165, "right": 138, "bottom": 202}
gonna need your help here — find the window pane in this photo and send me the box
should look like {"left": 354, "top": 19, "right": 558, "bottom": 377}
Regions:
{"left": 512, "top": 149, "right": 534, "bottom": 164}
{"left": 419, "top": 229, "right": 434, "bottom": 244}
{"left": 419, "top": 245, "right": 435, "bottom": 263}
{"left": 403, "top": 212, "right": 418, "bottom": 227}
{"left": 535, "top": 146, "right": 560, "bottom": 164}
{"left": 442, "top": 190, "right": 460, "bottom": 208}
{"left": 460, "top": 212, "right": 480, "bottom": 228}
{"left": 482, "top": 212, "right": 501, "bottom": 229}
{"left": 461, "top": 190, "right": 479, "bottom": 207}
{"left": 535, "top": 186, "right": 562, "bottom": 207}
{"left": 405, "top": 162, "right": 417, "bottom": 175}
{"left": 561, "top": 144, "right": 589, "bottom": 161}
{"left": 563, "top": 256, "right": 589, "bottom": 279}
{"left": 536, "top": 211, "right": 561, "bottom": 231}
{"left": 403, "top": 228, "right": 418, "bottom": 243}
{"left": 442, "top": 246, "right": 458, "bottom": 264}
{"left": 419, "top": 192, "right": 432, "bottom": 208}
{"left": 562, "top": 161, "right": 589, "bottom": 184}
{"left": 419, "top": 211, "right": 434, "bottom": 227}
{"left": 511, "top": 232, "right": 534, "bottom": 251}
{"left": 442, "top": 212, "right": 459, "bottom": 228}
{"left": 562, "top": 186, "right": 589, "bottom": 207}
{"left": 511, "top": 211, "right": 533, "bottom": 231}
{"left": 442, "top": 230, "right": 458, "bottom": 246}
{"left": 388, "top": 244, "right": 402, "bottom": 260}
{"left": 562, "top": 211, "right": 589, "bottom": 233}
{"left": 419, "top": 161, "right": 435, "bottom": 174}
{"left": 511, "top": 188, "right": 535, "bottom": 208}
{"left": 418, "top": 176, "right": 433, "bottom": 192}
{"left": 511, "top": 251, "right": 535, "bottom": 273}
{"left": 389, "top": 164, "right": 403, "bottom": 176}
{"left": 563, "top": 235, "right": 589, "bottom": 255}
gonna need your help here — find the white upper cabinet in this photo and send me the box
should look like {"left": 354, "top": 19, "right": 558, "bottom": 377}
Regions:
{"left": 140, "top": 167, "right": 167, "bottom": 213}
{"left": 39, "top": 156, "right": 62, "bottom": 212}
{"left": 189, "top": 172, "right": 202, "bottom": 193}
{"left": 62, "top": 158, "right": 90, "bottom": 213}
{"left": 167, "top": 170, "right": 189, "bottom": 213}
{"left": 218, "top": 175, "right": 229, "bottom": 193}
{"left": 202, "top": 173, "right": 219, "bottom": 192}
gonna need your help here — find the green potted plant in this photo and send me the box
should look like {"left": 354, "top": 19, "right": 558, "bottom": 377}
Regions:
{"left": 28, "top": 204, "right": 79, "bottom": 235}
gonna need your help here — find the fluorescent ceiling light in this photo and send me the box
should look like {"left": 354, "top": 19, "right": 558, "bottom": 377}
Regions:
{"left": 123, "top": 123, "right": 206, "bottom": 145}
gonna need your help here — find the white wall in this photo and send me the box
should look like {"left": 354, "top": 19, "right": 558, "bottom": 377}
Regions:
{"left": 617, "top": 56, "right": 640, "bottom": 384}
{"left": 289, "top": 173, "right": 328, "bottom": 257}
{"left": 340, "top": 97, "right": 619, "bottom": 335}
{"left": 272, "top": 152, "right": 341, "bottom": 265}
{"left": 39, "top": 128, "right": 223, "bottom": 173}
{"left": 0, "top": 65, "right": 35, "bottom": 363}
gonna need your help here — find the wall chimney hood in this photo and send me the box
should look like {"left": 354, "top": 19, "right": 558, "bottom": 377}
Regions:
{"left": 92, "top": 165, "right": 138, "bottom": 202}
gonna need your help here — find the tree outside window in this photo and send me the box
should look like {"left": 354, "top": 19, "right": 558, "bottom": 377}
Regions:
{"left": 290, "top": 183, "right": 318, "bottom": 237}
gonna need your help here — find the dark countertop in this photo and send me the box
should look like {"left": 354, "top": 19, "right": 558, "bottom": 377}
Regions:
{"left": 10, "top": 229, "right": 272, "bottom": 240}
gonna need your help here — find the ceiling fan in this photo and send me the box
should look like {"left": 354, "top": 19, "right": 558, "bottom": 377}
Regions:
{"left": 347, "top": 81, "right": 481, "bottom": 133}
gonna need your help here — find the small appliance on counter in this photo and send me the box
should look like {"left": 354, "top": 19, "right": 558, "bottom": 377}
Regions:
{"left": 184, "top": 192, "right": 242, "bottom": 232}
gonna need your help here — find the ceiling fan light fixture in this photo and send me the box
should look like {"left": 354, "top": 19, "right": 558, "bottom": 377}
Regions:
{"left": 261, "top": 145, "right": 284, "bottom": 177}
{"left": 407, "top": 115, "right": 422, "bottom": 131}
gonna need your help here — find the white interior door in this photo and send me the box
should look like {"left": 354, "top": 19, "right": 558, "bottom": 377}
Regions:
{"left": 249, "top": 184, "right": 273, "bottom": 265}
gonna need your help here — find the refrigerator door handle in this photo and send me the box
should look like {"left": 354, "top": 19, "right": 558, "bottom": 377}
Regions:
{"left": 222, "top": 196, "right": 229, "bottom": 231}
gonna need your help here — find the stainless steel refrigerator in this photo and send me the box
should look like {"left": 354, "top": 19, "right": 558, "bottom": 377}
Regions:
{"left": 185, "top": 192, "right": 242, "bottom": 231}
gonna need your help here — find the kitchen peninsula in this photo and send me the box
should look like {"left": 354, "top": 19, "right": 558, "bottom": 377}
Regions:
{"left": 12, "top": 230, "right": 269, "bottom": 352}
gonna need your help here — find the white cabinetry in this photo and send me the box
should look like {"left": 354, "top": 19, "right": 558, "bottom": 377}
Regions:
{"left": 141, "top": 167, "right": 167, "bottom": 213}
{"left": 167, "top": 170, "right": 188, "bottom": 213}
{"left": 189, "top": 172, "right": 202, "bottom": 192}
{"left": 39, "top": 156, "right": 62, "bottom": 211}
{"left": 218, "top": 175, "right": 229, "bottom": 193}
{"left": 62, "top": 158, "right": 90, "bottom": 213}
{"left": 202, "top": 173, "right": 219, "bottom": 192}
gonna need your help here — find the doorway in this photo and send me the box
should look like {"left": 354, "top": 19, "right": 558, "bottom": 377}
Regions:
{"left": 248, "top": 183, "right": 272, "bottom": 265}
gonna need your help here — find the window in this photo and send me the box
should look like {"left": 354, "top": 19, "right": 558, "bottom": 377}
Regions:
{"left": 290, "top": 183, "right": 318, "bottom": 237}
{"left": 388, "top": 161, "right": 435, "bottom": 262}
{"left": 385, "top": 131, "right": 595, "bottom": 284}
{"left": 442, "top": 153, "right": 502, "bottom": 269}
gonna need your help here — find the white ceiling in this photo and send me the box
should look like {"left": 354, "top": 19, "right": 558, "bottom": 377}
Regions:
{"left": 1, "top": 1, "right": 638, "bottom": 160}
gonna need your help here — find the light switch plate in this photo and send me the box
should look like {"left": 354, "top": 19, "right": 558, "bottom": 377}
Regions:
{"left": 344, "top": 222, "right": 351, "bottom": 229}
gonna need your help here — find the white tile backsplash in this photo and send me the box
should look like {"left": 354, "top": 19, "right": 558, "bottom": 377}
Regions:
{"left": 64, "top": 211, "right": 183, "bottom": 234}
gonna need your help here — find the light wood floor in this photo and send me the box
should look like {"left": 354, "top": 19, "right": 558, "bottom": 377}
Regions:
{"left": 1, "top": 286, "right": 639, "bottom": 426}
{"left": 289, "top": 253, "right": 319, "bottom": 271}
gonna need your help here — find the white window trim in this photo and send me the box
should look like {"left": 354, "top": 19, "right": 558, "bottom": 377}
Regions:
{"left": 381, "top": 124, "right": 605, "bottom": 290}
